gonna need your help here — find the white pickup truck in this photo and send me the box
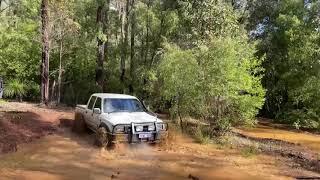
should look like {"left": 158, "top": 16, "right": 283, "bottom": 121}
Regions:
{"left": 74, "top": 93, "right": 168, "bottom": 147}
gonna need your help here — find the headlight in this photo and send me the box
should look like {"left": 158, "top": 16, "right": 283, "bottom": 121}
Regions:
{"left": 161, "top": 123, "right": 167, "bottom": 130}
{"left": 135, "top": 125, "right": 143, "bottom": 132}
{"left": 156, "top": 123, "right": 167, "bottom": 131}
{"left": 114, "top": 125, "right": 125, "bottom": 133}
{"left": 148, "top": 124, "right": 155, "bottom": 131}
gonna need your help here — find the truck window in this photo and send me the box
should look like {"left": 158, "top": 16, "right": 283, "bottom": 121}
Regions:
{"left": 104, "top": 98, "right": 146, "bottom": 113}
{"left": 88, "top": 96, "right": 97, "bottom": 110}
{"left": 94, "top": 97, "right": 102, "bottom": 110}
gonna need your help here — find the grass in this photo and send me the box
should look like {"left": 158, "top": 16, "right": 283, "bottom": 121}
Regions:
{"left": 0, "top": 99, "right": 6, "bottom": 104}
{"left": 240, "top": 144, "right": 259, "bottom": 158}
{"left": 171, "top": 120, "right": 212, "bottom": 145}
{"left": 158, "top": 122, "right": 178, "bottom": 149}
{"left": 193, "top": 126, "right": 211, "bottom": 144}
{"left": 213, "top": 135, "right": 235, "bottom": 149}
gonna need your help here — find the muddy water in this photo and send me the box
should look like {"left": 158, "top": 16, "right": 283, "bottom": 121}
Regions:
{"left": 237, "top": 124, "right": 320, "bottom": 152}
{"left": 0, "top": 128, "right": 318, "bottom": 180}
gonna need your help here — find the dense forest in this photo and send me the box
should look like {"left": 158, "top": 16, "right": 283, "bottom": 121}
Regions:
{"left": 0, "top": 0, "right": 320, "bottom": 131}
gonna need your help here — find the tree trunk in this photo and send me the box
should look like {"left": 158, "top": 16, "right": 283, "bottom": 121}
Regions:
{"left": 96, "top": 5, "right": 105, "bottom": 92}
{"left": 40, "top": 0, "right": 50, "bottom": 105}
{"left": 19, "top": 95, "right": 22, "bottom": 102}
{"left": 119, "top": 5, "right": 125, "bottom": 89}
{"left": 177, "top": 96, "right": 183, "bottom": 132}
{"left": 57, "top": 40, "right": 63, "bottom": 104}
{"left": 104, "top": 0, "right": 111, "bottom": 90}
{"left": 129, "top": 0, "right": 135, "bottom": 93}
{"left": 51, "top": 79, "right": 56, "bottom": 102}
{"left": 96, "top": 1, "right": 108, "bottom": 92}
{"left": 150, "top": 15, "right": 164, "bottom": 67}
{"left": 120, "top": 0, "right": 129, "bottom": 93}
{"left": 144, "top": 0, "right": 151, "bottom": 65}
{"left": 142, "top": 0, "right": 151, "bottom": 98}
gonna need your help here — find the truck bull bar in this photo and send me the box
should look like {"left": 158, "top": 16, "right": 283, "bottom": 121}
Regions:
{"left": 110, "top": 122, "right": 168, "bottom": 143}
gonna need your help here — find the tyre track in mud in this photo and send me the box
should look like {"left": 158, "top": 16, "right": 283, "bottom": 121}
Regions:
{"left": 232, "top": 131, "right": 320, "bottom": 174}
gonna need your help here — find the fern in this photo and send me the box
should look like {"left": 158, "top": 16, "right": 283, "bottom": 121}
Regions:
{"left": 3, "top": 79, "right": 27, "bottom": 101}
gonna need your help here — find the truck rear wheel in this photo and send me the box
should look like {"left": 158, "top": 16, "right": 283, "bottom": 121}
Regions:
{"left": 72, "top": 112, "right": 87, "bottom": 133}
{"left": 95, "top": 126, "right": 111, "bottom": 148}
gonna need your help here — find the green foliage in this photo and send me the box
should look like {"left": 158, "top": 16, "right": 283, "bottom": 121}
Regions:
{"left": 178, "top": 0, "right": 241, "bottom": 45}
{"left": 25, "top": 81, "right": 40, "bottom": 101}
{"left": 154, "top": 1, "right": 265, "bottom": 133}
{"left": 197, "top": 37, "right": 265, "bottom": 126}
{"left": 0, "top": 0, "right": 40, "bottom": 101}
{"left": 157, "top": 37, "right": 265, "bottom": 130}
{"left": 249, "top": 0, "right": 320, "bottom": 129}
{"left": 0, "top": 20, "right": 40, "bottom": 81}
{"left": 193, "top": 126, "right": 211, "bottom": 145}
{"left": 7, "top": 0, "right": 320, "bottom": 135}
{"left": 240, "top": 144, "right": 259, "bottom": 158}
{"left": 0, "top": 99, "right": 6, "bottom": 105}
{"left": 158, "top": 44, "right": 201, "bottom": 117}
{"left": 4, "top": 79, "right": 27, "bottom": 101}
{"left": 213, "top": 135, "right": 233, "bottom": 149}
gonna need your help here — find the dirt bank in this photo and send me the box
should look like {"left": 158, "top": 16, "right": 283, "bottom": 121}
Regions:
{"left": 0, "top": 102, "right": 320, "bottom": 179}
{"left": 236, "top": 119, "right": 320, "bottom": 152}
{"left": 0, "top": 102, "right": 73, "bottom": 154}
{"left": 0, "top": 111, "right": 56, "bottom": 153}
{"left": 232, "top": 132, "right": 320, "bottom": 173}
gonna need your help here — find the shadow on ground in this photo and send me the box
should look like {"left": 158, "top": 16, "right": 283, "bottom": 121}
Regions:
{"left": 0, "top": 111, "right": 57, "bottom": 153}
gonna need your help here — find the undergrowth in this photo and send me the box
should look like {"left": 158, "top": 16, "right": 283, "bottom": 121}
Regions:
{"left": 240, "top": 144, "right": 259, "bottom": 158}
{"left": 0, "top": 99, "right": 6, "bottom": 104}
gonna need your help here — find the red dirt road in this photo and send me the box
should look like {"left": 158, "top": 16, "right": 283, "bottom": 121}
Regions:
{"left": 0, "top": 102, "right": 319, "bottom": 180}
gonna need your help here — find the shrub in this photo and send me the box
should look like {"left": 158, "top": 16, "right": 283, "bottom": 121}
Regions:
{"left": 240, "top": 144, "right": 259, "bottom": 158}
{"left": 276, "top": 108, "right": 320, "bottom": 130}
{"left": 0, "top": 99, "right": 6, "bottom": 104}
{"left": 193, "top": 126, "right": 211, "bottom": 144}
{"left": 157, "top": 37, "right": 265, "bottom": 135}
{"left": 3, "top": 79, "right": 27, "bottom": 102}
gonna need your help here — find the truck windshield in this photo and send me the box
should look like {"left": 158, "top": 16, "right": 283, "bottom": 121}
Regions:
{"left": 104, "top": 98, "right": 146, "bottom": 113}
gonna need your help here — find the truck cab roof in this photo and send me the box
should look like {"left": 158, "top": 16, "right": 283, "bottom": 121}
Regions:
{"left": 91, "top": 93, "right": 138, "bottom": 99}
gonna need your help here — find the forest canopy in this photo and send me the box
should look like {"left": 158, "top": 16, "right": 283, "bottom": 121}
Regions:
{"left": 0, "top": 0, "right": 320, "bottom": 130}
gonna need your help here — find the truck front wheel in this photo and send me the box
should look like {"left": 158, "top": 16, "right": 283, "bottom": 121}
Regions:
{"left": 95, "top": 126, "right": 111, "bottom": 148}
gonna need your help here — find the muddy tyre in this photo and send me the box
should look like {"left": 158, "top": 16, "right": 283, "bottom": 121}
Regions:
{"left": 95, "top": 126, "right": 111, "bottom": 148}
{"left": 72, "top": 112, "right": 87, "bottom": 133}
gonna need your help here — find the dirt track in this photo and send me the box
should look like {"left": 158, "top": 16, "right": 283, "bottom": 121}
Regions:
{"left": 236, "top": 119, "right": 320, "bottom": 152}
{"left": 0, "top": 102, "right": 320, "bottom": 180}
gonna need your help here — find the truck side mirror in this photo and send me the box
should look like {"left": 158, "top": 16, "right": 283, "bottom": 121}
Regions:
{"left": 93, "top": 108, "right": 101, "bottom": 114}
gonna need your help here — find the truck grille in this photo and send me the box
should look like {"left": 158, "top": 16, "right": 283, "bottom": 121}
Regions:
{"left": 133, "top": 123, "right": 154, "bottom": 133}
{"left": 143, "top": 126, "right": 148, "bottom": 132}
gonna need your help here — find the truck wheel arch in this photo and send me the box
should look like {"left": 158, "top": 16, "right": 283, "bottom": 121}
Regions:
{"left": 99, "top": 123, "right": 111, "bottom": 133}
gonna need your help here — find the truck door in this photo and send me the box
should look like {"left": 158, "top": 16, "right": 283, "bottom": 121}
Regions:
{"left": 85, "top": 96, "right": 97, "bottom": 128}
{"left": 92, "top": 97, "right": 102, "bottom": 130}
